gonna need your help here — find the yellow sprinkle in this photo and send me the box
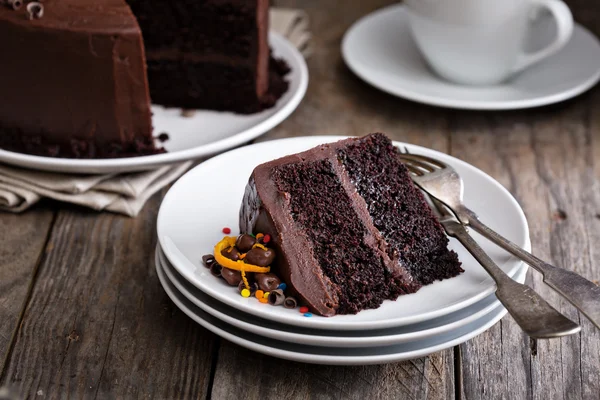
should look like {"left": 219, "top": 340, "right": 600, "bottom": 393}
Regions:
{"left": 264, "top": 292, "right": 270, "bottom": 299}
{"left": 241, "top": 289, "right": 250, "bottom": 298}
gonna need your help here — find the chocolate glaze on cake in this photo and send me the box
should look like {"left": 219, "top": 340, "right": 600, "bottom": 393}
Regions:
{"left": 0, "top": 0, "right": 159, "bottom": 158}
{"left": 240, "top": 134, "right": 463, "bottom": 316}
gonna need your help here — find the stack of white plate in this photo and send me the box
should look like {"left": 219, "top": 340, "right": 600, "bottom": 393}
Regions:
{"left": 155, "top": 136, "right": 531, "bottom": 365}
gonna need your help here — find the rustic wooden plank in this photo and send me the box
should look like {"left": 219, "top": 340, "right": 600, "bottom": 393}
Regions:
{"left": 452, "top": 89, "right": 600, "bottom": 400}
{"left": 0, "top": 209, "right": 55, "bottom": 374}
{"left": 211, "top": 1, "right": 456, "bottom": 399}
{"left": 0, "top": 194, "right": 218, "bottom": 399}
{"left": 212, "top": 344, "right": 454, "bottom": 400}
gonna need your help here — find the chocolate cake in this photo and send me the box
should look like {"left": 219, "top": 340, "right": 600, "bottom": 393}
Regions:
{"left": 0, "top": 0, "right": 289, "bottom": 158}
{"left": 240, "top": 134, "right": 463, "bottom": 316}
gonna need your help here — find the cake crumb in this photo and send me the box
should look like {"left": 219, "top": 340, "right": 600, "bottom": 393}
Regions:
{"left": 180, "top": 109, "right": 196, "bottom": 118}
{"left": 553, "top": 209, "right": 567, "bottom": 221}
{"left": 156, "top": 132, "right": 169, "bottom": 142}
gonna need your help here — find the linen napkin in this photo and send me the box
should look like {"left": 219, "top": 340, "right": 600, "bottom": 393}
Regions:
{"left": 0, "top": 7, "right": 310, "bottom": 217}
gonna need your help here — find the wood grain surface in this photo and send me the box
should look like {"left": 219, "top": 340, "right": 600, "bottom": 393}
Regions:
{"left": 0, "top": 210, "right": 54, "bottom": 371}
{"left": 1, "top": 0, "right": 599, "bottom": 399}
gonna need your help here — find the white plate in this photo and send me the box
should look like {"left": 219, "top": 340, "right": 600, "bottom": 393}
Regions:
{"left": 157, "top": 136, "right": 530, "bottom": 330}
{"left": 342, "top": 4, "right": 600, "bottom": 110}
{"left": 157, "top": 245, "right": 529, "bottom": 347}
{"left": 0, "top": 32, "right": 308, "bottom": 174}
{"left": 156, "top": 254, "right": 512, "bottom": 365}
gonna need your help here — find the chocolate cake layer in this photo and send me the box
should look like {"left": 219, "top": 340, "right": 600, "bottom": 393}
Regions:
{"left": 147, "top": 55, "right": 290, "bottom": 113}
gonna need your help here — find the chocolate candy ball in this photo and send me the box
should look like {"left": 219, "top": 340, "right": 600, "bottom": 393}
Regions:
{"left": 255, "top": 273, "right": 281, "bottom": 291}
{"left": 235, "top": 234, "right": 256, "bottom": 252}
{"left": 244, "top": 248, "right": 275, "bottom": 267}
{"left": 221, "top": 268, "right": 242, "bottom": 286}
{"left": 220, "top": 246, "right": 240, "bottom": 261}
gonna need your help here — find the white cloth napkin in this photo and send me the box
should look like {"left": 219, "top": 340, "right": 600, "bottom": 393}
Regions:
{"left": 0, "top": 7, "right": 310, "bottom": 217}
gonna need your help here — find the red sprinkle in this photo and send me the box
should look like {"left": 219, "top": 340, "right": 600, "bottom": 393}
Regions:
{"left": 299, "top": 306, "right": 309, "bottom": 313}
{"left": 222, "top": 227, "right": 231, "bottom": 234}
{"left": 263, "top": 234, "right": 271, "bottom": 244}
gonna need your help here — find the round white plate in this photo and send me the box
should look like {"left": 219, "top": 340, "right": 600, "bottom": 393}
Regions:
{"left": 156, "top": 254, "right": 511, "bottom": 365}
{"left": 157, "top": 245, "right": 529, "bottom": 347}
{"left": 157, "top": 136, "right": 530, "bottom": 330}
{"left": 0, "top": 33, "right": 308, "bottom": 174}
{"left": 342, "top": 4, "right": 600, "bottom": 110}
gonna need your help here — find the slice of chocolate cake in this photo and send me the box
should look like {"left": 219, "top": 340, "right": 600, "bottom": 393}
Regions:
{"left": 240, "top": 133, "right": 463, "bottom": 317}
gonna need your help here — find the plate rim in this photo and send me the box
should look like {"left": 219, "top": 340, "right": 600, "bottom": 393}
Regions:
{"left": 341, "top": 4, "right": 600, "bottom": 110}
{"left": 0, "top": 32, "right": 309, "bottom": 174}
{"left": 155, "top": 254, "right": 511, "bottom": 365}
{"left": 157, "top": 245, "right": 528, "bottom": 347}
{"left": 157, "top": 135, "right": 530, "bottom": 330}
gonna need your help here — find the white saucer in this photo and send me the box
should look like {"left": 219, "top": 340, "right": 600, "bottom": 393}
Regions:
{"left": 342, "top": 4, "right": 600, "bottom": 110}
{"left": 0, "top": 33, "right": 308, "bottom": 174}
{"left": 155, "top": 252, "right": 513, "bottom": 365}
{"left": 157, "top": 136, "right": 530, "bottom": 330}
{"left": 157, "top": 245, "right": 529, "bottom": 348}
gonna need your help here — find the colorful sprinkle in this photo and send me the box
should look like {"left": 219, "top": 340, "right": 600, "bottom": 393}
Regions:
{"left": 255, "top": 233, "right": 264, "bottom": 240}
{"left": 241, "top": 288, "right": 250, "bottom": 298}
{"left": 222, "top": 227, "right": 231, "bottom": 234}
{"left": 255, "top": 290, "right": 265, "bottom": 299}
{"left": 299, "top": 306, "right": 309, "bottom": 313}
{"left": 303, "top": 313, "right": 313, "bottom": 317}
{"left": 258, "top": 297, "right": 269, "bottom": 304}
{"left": 277, "top": 283, "right": 287, "bottom": 291}
{"left": 263, "top": 234, "right": 271, "bottom": 244}
{"left": 264, "top": 291, "right": 270, "bottom": 299}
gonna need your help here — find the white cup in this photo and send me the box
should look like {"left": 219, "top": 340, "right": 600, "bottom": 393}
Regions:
{"left": 404, "top": 0, "right": 574, "bottom": 85}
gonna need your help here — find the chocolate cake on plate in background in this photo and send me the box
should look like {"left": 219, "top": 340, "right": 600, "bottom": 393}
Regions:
{"left": 240, "top": 133, "right": 463, "bottom": 317}
{"left": 0, "top": 0, "right": 289, "bottom": 158}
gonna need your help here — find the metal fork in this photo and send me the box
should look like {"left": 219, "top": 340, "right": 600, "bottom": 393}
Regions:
{"left": 398, "top": 152, "right": 600, "bottom": 330}
{"left": 428, "top": 196, "right": 580, "bottom": 338}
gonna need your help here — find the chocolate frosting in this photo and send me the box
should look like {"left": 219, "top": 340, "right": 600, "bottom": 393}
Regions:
{"left": 239, "top": 137, "right": 418, "bottom": 316}
{"left": 0, "top": 1, "right": 154, "bottom": 154}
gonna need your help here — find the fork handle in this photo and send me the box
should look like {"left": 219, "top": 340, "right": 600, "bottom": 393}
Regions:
{"left": 462, "top": 207, "right": 600, "bottom": 330}
{"left": 444, "top": 219, "right": 580, "bottom": 339}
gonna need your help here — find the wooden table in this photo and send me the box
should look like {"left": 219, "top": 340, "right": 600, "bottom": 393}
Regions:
{"left": 1, "top": 1, "right": 599, "bottom": 398}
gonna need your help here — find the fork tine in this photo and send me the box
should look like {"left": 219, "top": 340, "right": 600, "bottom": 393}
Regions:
{"left": 403, "top": 163, "right": 426, "bottom": 177}
{"left": 399, "top": 153, "right": 448, "bottom": 169}
{"left": 398, "top": 154, "right": 438, "bottom": 173}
